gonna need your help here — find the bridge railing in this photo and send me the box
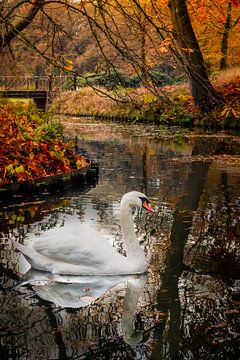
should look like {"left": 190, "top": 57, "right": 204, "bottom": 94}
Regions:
{"left": 0, "top": 76, "right": 71, "bottom": 91}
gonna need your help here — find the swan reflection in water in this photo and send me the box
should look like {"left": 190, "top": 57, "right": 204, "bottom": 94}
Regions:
{"left": 16, "top": 266, "right": 148, "bottom": 345}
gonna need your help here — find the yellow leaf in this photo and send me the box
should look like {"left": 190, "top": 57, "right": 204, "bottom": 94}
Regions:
{"left": 161, "top": 38, "right": 171, "bottom": 46}
{"left": 64, "top": 64, "right": 73, "bottom": 71}
{"left": 181, "top": 48, "right": 194, "bottom": 53}
{"left": 64, "top": 59, "right": 73, "bottom": 71}
{"left": 159, "top": 46, "right": 168, "bottom": 54}
{"left": 16, "top": 165, "right": 24, "bottom": 173}
{"left": 221, "top": 107, "right": 230, "bottom": 117}
{"left": 76, "top": 159, "right": 85, "bottom": 169}
{"left": 232, "top": 108, "right": 240, "bottom": 118}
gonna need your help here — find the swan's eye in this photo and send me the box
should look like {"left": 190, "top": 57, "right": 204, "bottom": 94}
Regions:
{"left": 139, "top": 197, "right": 154, "bottom": 213}
{"left": 139, "top": 196, "right": 149, "bottom": 205}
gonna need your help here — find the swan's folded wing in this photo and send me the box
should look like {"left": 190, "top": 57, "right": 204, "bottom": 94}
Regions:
{"left": 33, "top": 236, "right": 117, "bottom": 266}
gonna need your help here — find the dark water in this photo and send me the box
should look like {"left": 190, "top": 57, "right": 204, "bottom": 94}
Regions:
{"left": 0, "top": 118, "right": 240, "bottom": 359}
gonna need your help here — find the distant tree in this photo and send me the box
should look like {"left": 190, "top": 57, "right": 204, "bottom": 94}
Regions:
{"left": 219, "top": 0, "right": 232, "bottom": 69}
{"left": 188, "top": 0, "right": 240, "bottom": 70}
{"left": 220, "top": 0, "right": 240, "bottom": 69}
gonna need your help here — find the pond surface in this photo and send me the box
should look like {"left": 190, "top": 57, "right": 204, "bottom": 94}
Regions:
{"left": 0, "top": 118, "right": 240, "bottom": 359}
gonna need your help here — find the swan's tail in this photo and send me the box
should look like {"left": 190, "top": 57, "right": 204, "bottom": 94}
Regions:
{"left": 11, "top": 239, "right": 36, "bottom": 265}
{"left": 11, "top": 239, "right": 56, "bottom": 273}
{"left": 12, "top": 239, "right": 30, "bottom": 255}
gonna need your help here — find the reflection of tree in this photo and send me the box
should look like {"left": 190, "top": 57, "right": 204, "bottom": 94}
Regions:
{"left": 141, "top": 144, "right": 148, "bottom": 194}
{"left": 158, "top": 152, "right": 240, "bottom": 357}
{"left": 156, "top": 162, "right": 210, "bottom": 358}
{"left": 64, "top": 121, "right": 195, "bottom": 202}
{"left": 41, "top": 302, "right": 68, "bottom": 360}
{"left": 185, "top": 165, "right": 240, "bottom": 278}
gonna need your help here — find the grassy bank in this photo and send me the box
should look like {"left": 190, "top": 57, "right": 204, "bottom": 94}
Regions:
{"left": 51, "top": 68, "right": 240, "bottom": 129}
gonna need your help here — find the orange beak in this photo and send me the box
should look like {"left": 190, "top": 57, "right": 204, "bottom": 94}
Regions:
{"left": 143, "top": 201, "right": 154, "bottom": 213}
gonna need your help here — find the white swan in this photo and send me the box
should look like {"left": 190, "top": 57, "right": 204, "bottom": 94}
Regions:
{"left": 12, "top": 191, "right": 153, "bottom": 275}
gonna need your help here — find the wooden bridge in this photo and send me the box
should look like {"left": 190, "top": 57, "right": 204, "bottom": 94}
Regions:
{"left": 0, "top": 75, "right": 74, "bottom": 110}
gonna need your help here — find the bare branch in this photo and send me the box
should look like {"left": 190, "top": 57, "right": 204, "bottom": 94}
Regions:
{"left": 0, "top": 0, "right": 45, "bottom": 50}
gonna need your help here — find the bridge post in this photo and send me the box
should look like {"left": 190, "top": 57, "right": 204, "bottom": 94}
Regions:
{"left": 73, "top": 74, "right": 77, "bottom": 90}
{"left": 35, "top": 77, "right": 39, "bottom": 90}
{"left": 48, "top": 75, "right": 53, "bottom": 91}
{"left": 33, "top": 96, "right": 47, "bottom": 111}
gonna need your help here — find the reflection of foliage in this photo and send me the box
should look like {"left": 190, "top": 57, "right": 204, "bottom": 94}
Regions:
{"left": 0, "top": 198, "right": 72, "bottom": 234}
{"left": 172, "top": 135, "right": 189, "bottom": 149}
{"left": 8, "top": 214, "right": 25, "bottom": 225}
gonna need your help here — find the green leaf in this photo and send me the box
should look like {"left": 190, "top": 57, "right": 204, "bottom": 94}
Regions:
{"left": 16, "top": 165, "right": 24, "bottom": 173}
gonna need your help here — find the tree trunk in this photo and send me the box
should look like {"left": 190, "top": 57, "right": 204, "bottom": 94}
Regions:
{"left": 168, "top": 0, "right": 224, "bottom": 113}
{"left": 220, "top": 1, "right": 232, "bottom": 69}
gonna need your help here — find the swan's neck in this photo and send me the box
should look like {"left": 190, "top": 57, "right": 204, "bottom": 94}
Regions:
{"left": 120, "top": 203, "right": 145, "bottom": 260}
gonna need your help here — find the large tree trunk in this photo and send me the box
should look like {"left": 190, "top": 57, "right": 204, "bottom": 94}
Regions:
{"left": 168, "top": 0, "right": 224, "bottom": 113}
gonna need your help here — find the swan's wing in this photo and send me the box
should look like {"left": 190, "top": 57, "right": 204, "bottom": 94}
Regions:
{"left": 33, "top": 284, "right": 98, "bottom": 308}
{"left": 32, "top": 232, "right": 119, "bottom": 266}
{"left": 32, "top": 278, "right": 126, "bottom": 307}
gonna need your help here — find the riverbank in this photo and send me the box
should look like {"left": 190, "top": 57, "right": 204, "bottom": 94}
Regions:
{"left": 51, "top": 67, "right": 240, "bottom": 129}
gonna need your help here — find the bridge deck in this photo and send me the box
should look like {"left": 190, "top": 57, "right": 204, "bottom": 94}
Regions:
{"left": 0, "top": 90, "right": 51, "bottom": 110}
{"left": 0, "top": 90, "right": 48, "bottom": 98}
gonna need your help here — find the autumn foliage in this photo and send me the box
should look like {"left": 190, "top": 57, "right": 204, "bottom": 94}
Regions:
{"left": 231, "top": 0, "right": 240, "bottom": 6}
{"left": 0, "top": 104, "right": 88, "bottom": 185}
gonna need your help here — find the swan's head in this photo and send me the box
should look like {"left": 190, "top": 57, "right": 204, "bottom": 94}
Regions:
{"left": 121, "top": 191, "right": 154, "bottom": 212}
{"left": 123, "top": 330, "right": 148, "bottom": 345}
